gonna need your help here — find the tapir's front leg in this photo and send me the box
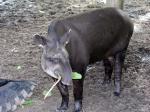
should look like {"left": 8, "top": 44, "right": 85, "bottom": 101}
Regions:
{"left": 72, "top": 64, "right": 86, "bottom": 112}
{"left": 56, "top": 81, "right": 69, "bottom": 112}
{"left": 73, "top": 79, "right": 84, "bottom": 112}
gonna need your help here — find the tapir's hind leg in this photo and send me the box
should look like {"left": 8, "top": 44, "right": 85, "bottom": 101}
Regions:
{"left": 114, "top": 50, "right": 126, "bottom": 96}
{"left": 102, "top": 58, "right": 113, "bottom": 84}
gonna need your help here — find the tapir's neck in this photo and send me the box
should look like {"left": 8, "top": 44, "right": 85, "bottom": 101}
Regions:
{"left": 64, "top": 33, "right": 89, "bottom": 71}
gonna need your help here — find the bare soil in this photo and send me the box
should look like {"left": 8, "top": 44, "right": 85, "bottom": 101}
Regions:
{"left": 0, "top": 0, "right": 150, "bottom": 112}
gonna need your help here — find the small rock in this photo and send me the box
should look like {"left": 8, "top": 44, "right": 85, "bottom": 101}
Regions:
{"left": 49, "top": 11, "right": 56, "bottom": 15}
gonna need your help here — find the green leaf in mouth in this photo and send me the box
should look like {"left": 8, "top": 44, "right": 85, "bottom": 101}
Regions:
{"left": 72, "top": 72, "right": 82, "bottom": 79}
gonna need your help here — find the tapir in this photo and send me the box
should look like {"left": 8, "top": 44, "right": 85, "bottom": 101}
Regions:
{"left": 34, "top": 7, "right": 133, "bottom": 112}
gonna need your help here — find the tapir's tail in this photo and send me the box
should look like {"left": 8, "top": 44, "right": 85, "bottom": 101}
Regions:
{"left": 128, "top": 21, "right": 134, "bottom": 39}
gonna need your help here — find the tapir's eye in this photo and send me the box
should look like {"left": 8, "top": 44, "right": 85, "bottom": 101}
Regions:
{"left": 47, "top": 57, "right": 60, "bottom": 63}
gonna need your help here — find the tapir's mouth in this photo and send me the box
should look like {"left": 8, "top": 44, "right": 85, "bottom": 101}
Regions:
{"left": 44, "top": 69, "right": 58, "bottom": 79}
{"left": 54, "top": 71, "right": 72, "bottom": 86}
{"left": 44, "top": 69, "right": 72, "bottom": 86}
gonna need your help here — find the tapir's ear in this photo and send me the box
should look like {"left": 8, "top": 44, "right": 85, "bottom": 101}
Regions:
{"left": 60, "top": 29, "right": 71, "bottom": 46}
{"left": 33, "top": 35, "right": 47, "bottom": 48}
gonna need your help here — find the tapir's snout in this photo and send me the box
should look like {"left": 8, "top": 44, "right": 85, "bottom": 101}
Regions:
{"left": 54, "top": 66, "right": 72, "bottom": 86}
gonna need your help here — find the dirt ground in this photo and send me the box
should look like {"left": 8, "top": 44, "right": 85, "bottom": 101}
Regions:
{"left": 0, "top": 0, "right": 150, "bottom": 112}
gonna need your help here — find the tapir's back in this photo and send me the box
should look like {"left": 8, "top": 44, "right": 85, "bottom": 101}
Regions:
{"left": 62, "top": 7, "right": 133, "bottom": 37}
{"left": 58, "top": 8, "right": 133, "bottom": 62}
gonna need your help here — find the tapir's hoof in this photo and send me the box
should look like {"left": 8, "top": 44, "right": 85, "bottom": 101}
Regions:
{"left": 114, "top": 83, "right": 121, "bottom": 96}
{"left": 74, "top": 110, "right": 82, "bottom": 112}
{"left": 74, "top": 109, "right": 83, "bottom": 112}
{"left": 56, "top": 108, "right": 67, "bottom": 112}
{"left": 114, "top": 91, "right": 120, "bottom": 96}
{"left": 56, "top": 101, "right": 68, "bottom": 112}
{"left": 0, "top": 79, "right": 36, "bottom": 112}
{"left": 74, "top": 101, "right": 82, "bottom": 112}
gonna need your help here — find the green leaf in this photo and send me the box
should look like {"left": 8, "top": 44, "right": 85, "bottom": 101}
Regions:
{"left": 17, "top": 65, "right": 21, "bottom": 70}
{"left": 72, "top": 72, "right": 82, "bottom": 79}
{"left": 42, "top": 90, "right": 52, "bottom": 97}
{"left": 22, "top": 99, "right": 33, "bottom": 106}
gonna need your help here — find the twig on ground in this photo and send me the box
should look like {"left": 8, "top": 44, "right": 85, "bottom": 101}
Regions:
{"left": 44, "top": 75, "right": 61, "bottom": 100}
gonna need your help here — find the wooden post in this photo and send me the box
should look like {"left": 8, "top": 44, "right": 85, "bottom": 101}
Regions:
{"left": 80, "top": 0, "right": 86, "bottom": 2}
{"left": 106, "top": 0, "right": 124, "bottom": 9}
